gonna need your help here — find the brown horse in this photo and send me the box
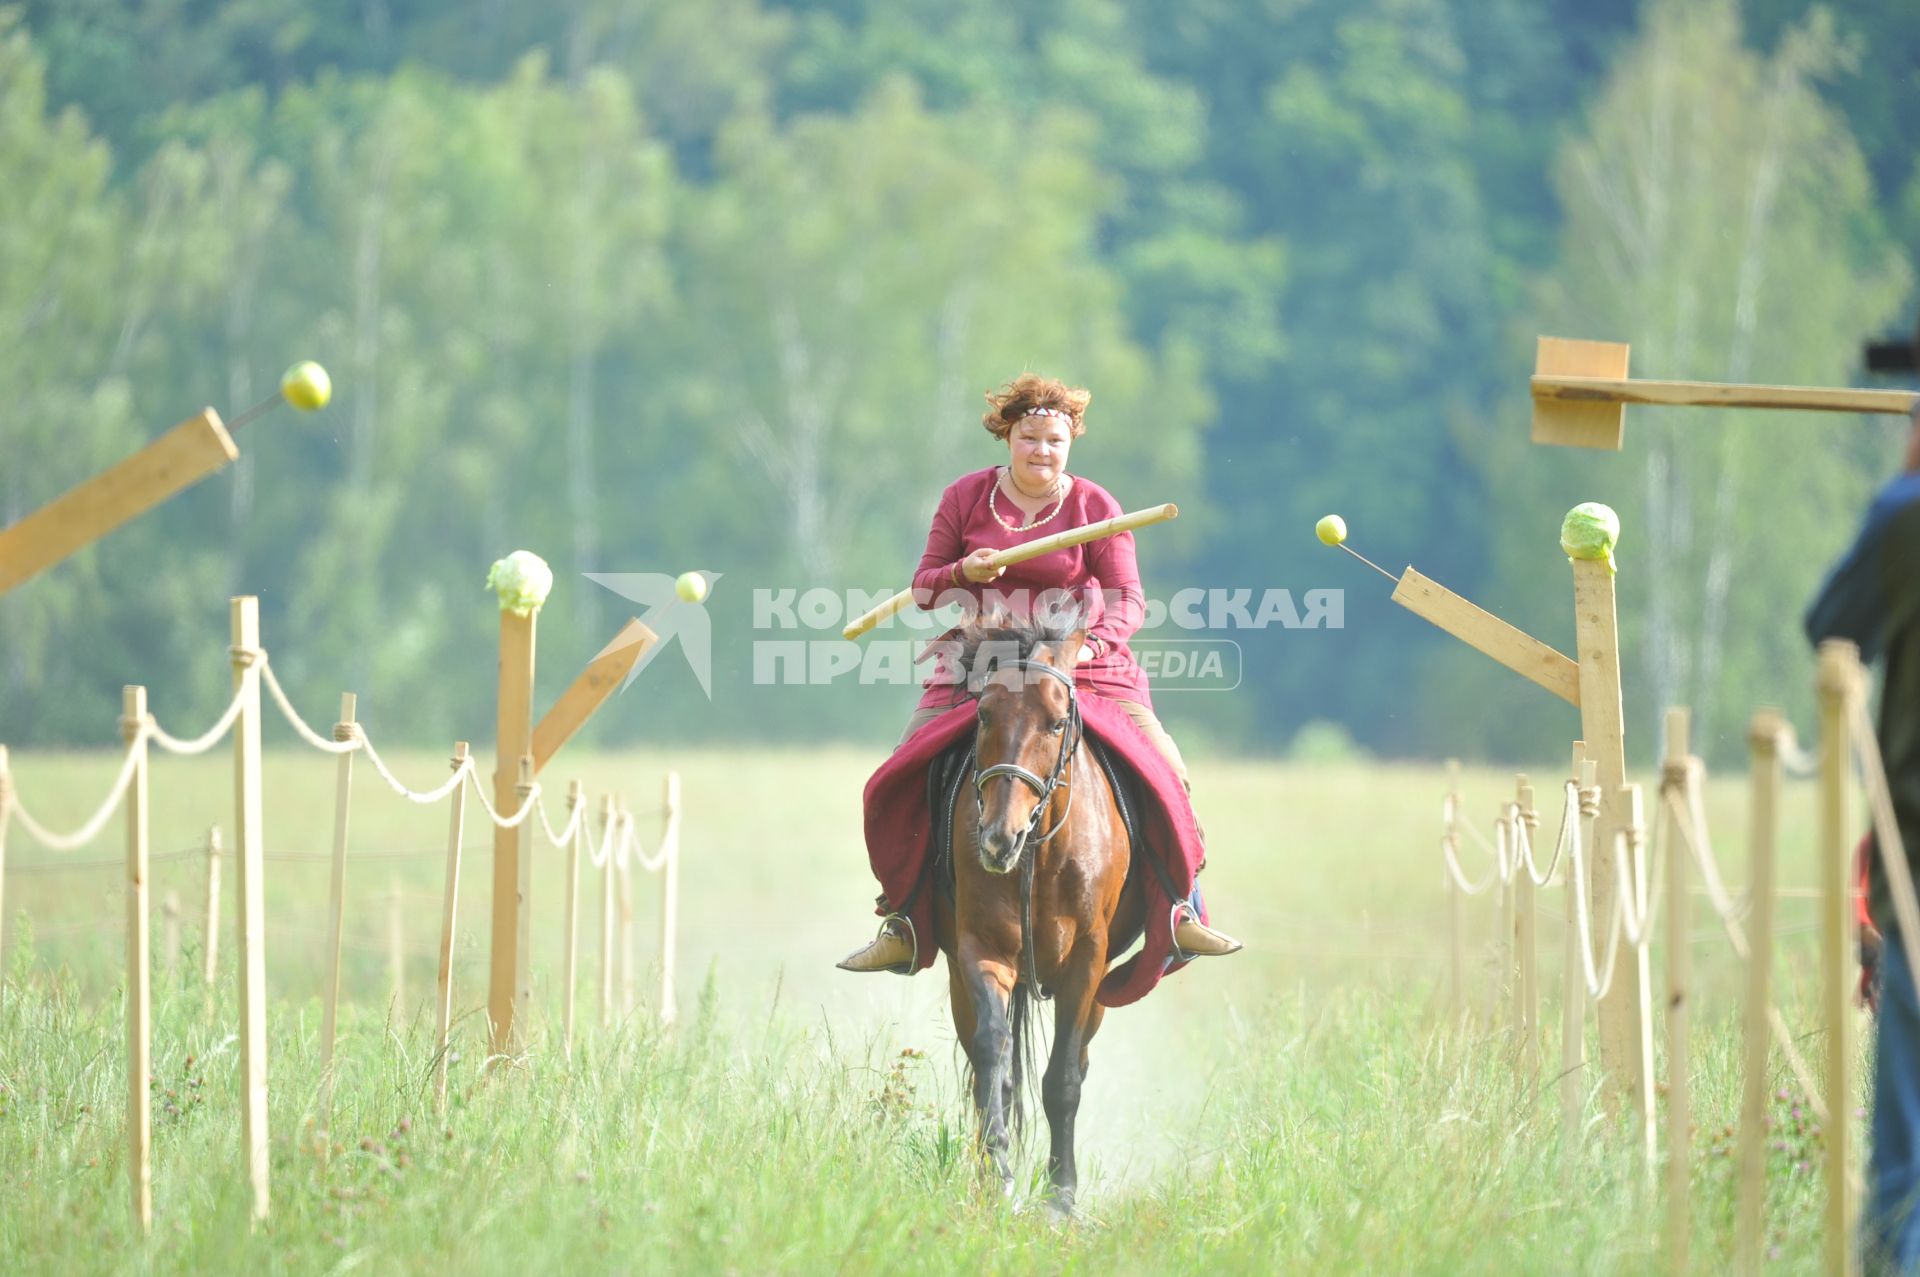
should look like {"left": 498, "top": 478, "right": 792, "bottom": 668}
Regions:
{"left": 933, "top": 603, "right": 1145, "bottom": 1214}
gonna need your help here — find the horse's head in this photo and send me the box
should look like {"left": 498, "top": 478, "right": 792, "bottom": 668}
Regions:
{"left": 961, "top": 595, "right": 1087, "bottom": 875}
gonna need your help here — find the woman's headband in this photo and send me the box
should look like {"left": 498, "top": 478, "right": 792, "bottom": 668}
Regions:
{"left": 1022, "top": 407, "right": 1073, "bottom": 423}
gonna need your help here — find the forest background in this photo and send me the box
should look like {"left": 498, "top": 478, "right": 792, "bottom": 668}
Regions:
{"left": 2, "top": 0, "right": 1915, "bottom": 767}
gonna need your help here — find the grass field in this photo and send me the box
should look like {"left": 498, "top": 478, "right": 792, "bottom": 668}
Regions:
{"left": 0, "top": 744, "right": 1862, "bottom": 1273}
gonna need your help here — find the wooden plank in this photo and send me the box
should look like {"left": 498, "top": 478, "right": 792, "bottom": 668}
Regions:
{"left": 318, "top": 692, "right": 356, "bottom": 1130}
{"left": 1534, "top": 374, "right": 1915, "bottom": 416}
{"left": 530, "top": 619, "right": 656, "bottom": 777}
{"left": 123, "top": 686, "right": 152, "bottom": 1233}
{"left": 1532, "top": 338, "right": 1629, "bottom": 450}
{"left": 1392, "top": 568, "right": 1582, "bottom": 707}
{"left": 230, "top": 597, "right": 270, "bottom": 1220}
{"left": 1735, "top": 709, "right": 1782, "bottom": 1276}
{"left": 1569, "top": 557, "right": 1650, "bottom": 1124}
{"left": 1817, "top": 642, "right": 1860, "bottom": 1277}
{"left": 0, "top": 410, "right": 236, "bottom": 596}
{"left": 488, "top": 609, "right": 536, "bottom": 1055}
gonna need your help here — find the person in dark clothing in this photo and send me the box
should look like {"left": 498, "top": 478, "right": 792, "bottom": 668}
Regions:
{"left": 1806, "top": 403, "right": 1920, "bottom": 1271}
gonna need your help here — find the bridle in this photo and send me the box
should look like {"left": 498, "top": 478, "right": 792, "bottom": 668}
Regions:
{"left": 971, "top": 654, "right": 1083, "bottom": 1003}
{"left": 972, "top": 657, "right": 1082, "bottom": 853}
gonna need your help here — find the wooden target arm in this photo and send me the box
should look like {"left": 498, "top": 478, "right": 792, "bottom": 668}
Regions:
{"left": 841, "top": 502, "right": 1179, "bottom": 640}
{"left": 0, "top": 409, "right": 236, "bottom": 597}
{"left": 1532, "top": 375, "right": 1916, "bottom": 416}
{"left": 1391, "top": 567, "right": 1581, "bottom": 708}
{"left": 530, "top": 618, "right": 658, "bottom": 777}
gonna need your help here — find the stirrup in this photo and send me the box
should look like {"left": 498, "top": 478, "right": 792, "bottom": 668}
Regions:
{"left": 1171, "top": 901, "right": 1243, "bottom": 959}
{"left": 835, "top": 913, "right": 918, "bottom": 974}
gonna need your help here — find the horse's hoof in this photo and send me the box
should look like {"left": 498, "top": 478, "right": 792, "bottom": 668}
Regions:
{"left": 1043, "top": 1193, "right": 1074, "bottom": 1224}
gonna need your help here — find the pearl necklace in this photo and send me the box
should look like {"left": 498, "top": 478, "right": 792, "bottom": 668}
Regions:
{"left": 990, "top": 467, "right": 1069, "bottom": 533}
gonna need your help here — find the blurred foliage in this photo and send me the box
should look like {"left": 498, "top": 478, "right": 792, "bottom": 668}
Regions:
{"left": 0, "top": 0, "right": 1910, "bottom": 763}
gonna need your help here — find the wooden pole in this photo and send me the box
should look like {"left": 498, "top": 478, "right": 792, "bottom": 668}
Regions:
{"left": 229, "top": 597, "right": 269, "bottom": 1220}
{"left": 561, "top": 779, "right": 583, "bottom": 1056}
{"left": 1562, "top": 748, "right": 1593, "bottom": 1167}
{"left": 123, "top": 686, "right": 152, "bottom": 1233}
{"left": 660, "top": 772, "right": 681, "bottom": 1026}
{"left": 488, "top": 607, "right": 537, "bottom": 1054}
{"left": 1817, "top": 640, "right": 1859, "bottom": 1277}
{"left": 388, "top": 874, "right": 406, "bottom": 1012}
{"left": 1663, "top": 708, "right": 1692, "bottom": 1273}
{"left": 618, "top": 801, "right": 635, "bottom": 1020}
{"left": 599, "top": 796, "right": 616, "bottom": 1029}
{"left": 161, "top": 891, "right": 182, "bottom": 980}
{"left": 1569, "top": 555, "right": 1650, "bottom": 1122}
{"left": 1623, "top": 782, "right": 1657, "bottom": 1164}
{"left": 201, "top": 826, "right": 222, "bottom": 992}
{"left": 433, "top": 742, "right": 469, "bottom": 1115}
{"left": 1735, "top": 710, "right": 1782, "bottom": 1276}
{"left": 1392, "top": 570, "right": 1582, "bottom": 707}
{"left": 318, "top": 692, "right": 357, "bottom": 1125}
{"left": 513, "top": 756, "right": 534, "bottom": 1040}
{"left": 1515, "top": 774, "right": 1539, "bottom": 1069}
{"left": 1447, "top": 760, "right": 1465, "bottom": 1015}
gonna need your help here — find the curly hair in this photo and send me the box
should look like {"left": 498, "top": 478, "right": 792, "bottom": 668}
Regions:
{"left": 981, "top": 373, "right": 1091, "bottom": 441}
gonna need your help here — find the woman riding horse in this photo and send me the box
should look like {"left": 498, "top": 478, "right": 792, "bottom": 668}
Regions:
{"left": 839, "top": 372, "right": 1240, "bottom": 971}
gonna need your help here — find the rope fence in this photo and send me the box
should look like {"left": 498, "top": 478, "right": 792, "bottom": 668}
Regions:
{"left": 1441, "top": 638, "right": 1905, "bottom": 1274}
{"left": 0, "top": 601, "right": 685, "bottom": 1237}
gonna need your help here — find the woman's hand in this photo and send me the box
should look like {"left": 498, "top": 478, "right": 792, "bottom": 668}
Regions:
{"left": 1077, "top": 643, "right": 1096, "bottom": 664}
{"left": 961, "top": 547, "right": 1006, "bottom": 584}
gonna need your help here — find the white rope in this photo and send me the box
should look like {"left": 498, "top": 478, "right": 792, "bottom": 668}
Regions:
{"left": 1507, "top": 797, "right": 1568, "bottom": 886}
{"left": 626, "top": 816, "right": 669, "bottom": 874}
{"left": 585, "top": 809, "right": 624, "bottom": 869}
{"left": 1777, "top": 724, "right": 1820, "bottom": 778}
{"left": 355, "top": 731, "right": 473, "bottom": 805}
{"left": 537, "top": 795, "right": 585, "bottom": 848}
{"left": 1, "top": 725, "right": 147, "bottom": 851}
{"left": 1442, "top": 832, "right": 1499, "bottom": 896}
{"left": 146, "top": 677, "right": 251, "bottom": 755}
{"left": 465, "top": 768, "right": 542, "bottom": 829}
{"left": 256, "top": 658, "right": 358, "bottom": 756}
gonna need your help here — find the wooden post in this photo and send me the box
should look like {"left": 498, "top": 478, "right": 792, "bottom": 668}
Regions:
{"left": 1817, "top": 641, "right": 1859, "bottom": 1277}
{"left": 1570, "top": 554, "right": 1651, "bottom": 1122}
{"left": 387, "top": 873, "right": 406, "bottom": 1012}
{"left": 318, "top": 692, "right": 356, "bottom": 1124}
{"left": 162, "top": 891, "right": 182, "bottom": 980}
{"left": 201, "top": 826, "right": 222, "bottom": 991}
{"left": 1445, "top": 760, "right": 1465, "bottom": 1014}
{"left": 513, "top": 756, "right": 534, "bottom": 1040}
{"left": 1622, "top": 782, "right": 1657, "bottom": 1164}
{"left": 489, "top": 607, "right": 537, "bottom": 1054}
{"left": 1515, "top": 773, "right": 1538, "bottom": 1067}
{"left": 229, "top": 597, "right": 269, "bottom": 1220}
{"left": 123, "top": 686, "right": 152, "bottom": 1233}
{"left": 433, "top": 743, "right": 469, "bottom": 1114}
{"left": 1663, "top": 708, "right": 1692, "bottom": 1273}
{"left": 660, "top": 772, "right": 681, "bottom": 1026}
{"left": 1562, "top": 748, "right": 1593, "bottom": 1167}
{"left": 561, "top": 779, "right": 584, "bottom": 1056}
{"left": 599, "top": 796, "right": 616, "bottom": 1029}
{"left": 618, "top": 802, "right": 635, "bottom": 1019}
{"left": 1736, "top": 710, "right": 1782, "bottom": 1277}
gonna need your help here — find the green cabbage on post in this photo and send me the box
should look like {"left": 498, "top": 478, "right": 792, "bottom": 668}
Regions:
{"left": 486, "top": 550, "right": 554, "bottom": 616}
{"left": 1559, "top": 503, "right": 1621, "bottom": 573}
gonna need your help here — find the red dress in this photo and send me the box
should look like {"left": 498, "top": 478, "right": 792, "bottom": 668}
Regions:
{"left": 908, "top": 467, "right": 1152, "bottom": 713}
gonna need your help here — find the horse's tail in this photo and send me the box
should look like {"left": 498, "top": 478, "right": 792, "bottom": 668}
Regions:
{"left": 1007, "top": 978, "right": 1044, "bottom": 1139}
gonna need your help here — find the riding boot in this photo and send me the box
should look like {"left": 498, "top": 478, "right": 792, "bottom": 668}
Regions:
{"left": 836, "top": 915, "right": 917, "bottom": 973}
{"left": 1173, "top": 908, "right": 1243, "bottom": 958}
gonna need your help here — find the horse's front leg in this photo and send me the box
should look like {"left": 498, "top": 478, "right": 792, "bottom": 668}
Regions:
{"left": 1042, "top": 934, "right": 1107, "bottom": 1217}
{"left": 959, "top": 949, "right": 1018, "bottom": 1196}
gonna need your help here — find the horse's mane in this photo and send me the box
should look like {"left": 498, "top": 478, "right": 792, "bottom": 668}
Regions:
{"left": 953, "top": 598, "right": 1086, "bottom": 689}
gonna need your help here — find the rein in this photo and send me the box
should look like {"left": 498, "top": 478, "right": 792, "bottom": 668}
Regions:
{"left": 972, "top": 657, "right": 1082, "bottom": 1002}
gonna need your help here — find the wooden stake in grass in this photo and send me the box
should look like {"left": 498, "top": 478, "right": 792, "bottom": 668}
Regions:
{"left": 1561, "top": 747, "right": 1592, "bottom": 1171}
{"left": 490, "top": 603, "right": 537, "bottom": 1055}
{"left": 1816, "top": 641, "right": 1859, "bottom": 1277}
{"left": 1514, "top": 773, "right": 1538, "bottom": 1070}
{"left": 434, "top": 742, "right": 470, "bottom": 1115}
{"left": 1736, "top": 710, "right": 1782, "bottom": 1277}
{"left": 561, "top": 779, "right": 584, "bottom": 1056}
{"left": 599, "top": 795, "right": 616, "bottom": 1030}
{"left": 318, "top": 692, "right": 357, "bottom": 1126}
{"left": 230, "top": 597, "right": 270, "bottom": 1221}
{"left": 1662, "top": 708, "right": 1692, "bottom": 1275}
{"left": 659, "top": 772, "right": 682, "bottom": 1026}
{"left": 123, "top": 685, "right": 152, "bottom": 1234}
{"left": 201, "top": 826, "right": 222, "bottom": 993}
